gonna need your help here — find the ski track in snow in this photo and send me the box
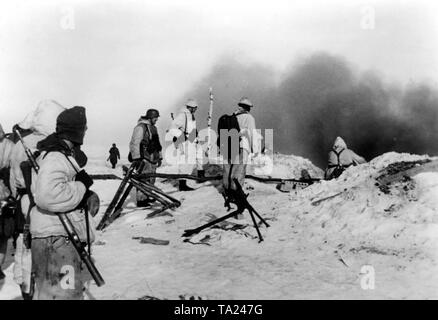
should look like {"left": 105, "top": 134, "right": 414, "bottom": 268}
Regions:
{"left": 2, "top": 152, "right": 438, "bottom": 299}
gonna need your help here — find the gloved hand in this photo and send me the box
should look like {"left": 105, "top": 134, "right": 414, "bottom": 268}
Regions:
{"left": 75, "top": 169, "right": 93, "bottom": 189}
{"left": 172, "top": 136, "right": 177, "bottom": 143}
{"left": 75, "top": 189, "right": 100, "bottom": 216}
{"left": 85, "top": 190, "right": 100, "bottom": 217}
{"left": 157, "top": 158, "right": 162, "bottom": 167}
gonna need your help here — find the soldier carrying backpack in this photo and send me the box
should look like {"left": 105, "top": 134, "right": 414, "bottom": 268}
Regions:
{"left": 218, "top": 97, "right": 261, "bottom": 218}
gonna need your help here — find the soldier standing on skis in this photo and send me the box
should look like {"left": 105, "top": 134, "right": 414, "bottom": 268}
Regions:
{"left": 168, "top": 98, "right": 203, "bottom": 191}
{"left": 30, "top": 106, "right": 99, "bottom": 300}
{"left": 129, "top": 109, "right": 163, "bottom": 207}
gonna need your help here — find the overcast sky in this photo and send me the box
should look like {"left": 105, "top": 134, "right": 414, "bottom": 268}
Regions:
{"left": 1, "top": 0, "right": 437, "bottom": 152}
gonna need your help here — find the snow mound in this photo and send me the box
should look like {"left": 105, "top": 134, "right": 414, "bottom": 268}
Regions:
{"left": 260, "top": 152, "right": 438, "bottom": 298}
{"left": 266, "top": 153, "right": 324, "bottom": 178}
{"left": 156, "top": 151, "right": 438, "bottom": 298}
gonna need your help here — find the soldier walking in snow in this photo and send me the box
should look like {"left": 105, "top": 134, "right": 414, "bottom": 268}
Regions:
{"left": 324, "top": 136, "right": 366, "bottom": 180}
{"left": 107, "top": 143, "right": 120, "bottom": 169}
{"left": 129, "top": 109, "right": 163, "bottom": 207}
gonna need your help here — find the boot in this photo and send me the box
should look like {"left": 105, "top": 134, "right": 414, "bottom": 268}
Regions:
{"left": 197, "top": 170, "right": 205, "bottom": 179}
{"left": 233, "top": 213, "right": 245, "bottom": 220}
{"left": 20, "top": 285, "right": 33, "bottom": 300}
{"left": 179, "top": 180, "right": 194, "bottom": 191}
{"left": 137, "top": 199, "right": 152, "bottom": 208}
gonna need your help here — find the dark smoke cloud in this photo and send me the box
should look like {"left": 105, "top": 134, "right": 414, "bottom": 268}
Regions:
{"left": 174, "top": 53, "right": 438, "bottom": 168}
{"left": 171, "top": 56, "right": 277, "bottom": 129}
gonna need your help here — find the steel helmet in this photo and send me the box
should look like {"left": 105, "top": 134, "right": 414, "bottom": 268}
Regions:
{"left": 185, "top": 99, "right": 198, "bottom": 108}
{"left": 238, "top": 97, "right": 253, "bottom": 108}
{"left": 145, "top": 109, "right": 160, "bottom": 119}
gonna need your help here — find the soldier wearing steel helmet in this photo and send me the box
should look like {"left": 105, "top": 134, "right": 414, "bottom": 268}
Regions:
{"left": 129, "top": 108, "right": 163, "bottom": 207}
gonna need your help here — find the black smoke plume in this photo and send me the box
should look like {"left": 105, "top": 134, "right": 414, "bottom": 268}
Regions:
{"left": 175, "top": 53, "right": 438, "bottom": 168}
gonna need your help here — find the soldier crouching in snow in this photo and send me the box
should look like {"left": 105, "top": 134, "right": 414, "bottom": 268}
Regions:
{"left": 324, "top": 136, "right": 366, "bottom": 180}
{"left": 30, "top": 106, "right": 99, "bottom": 300}
{"left": 129, "top": 109, "right": 163, "bottom": 207}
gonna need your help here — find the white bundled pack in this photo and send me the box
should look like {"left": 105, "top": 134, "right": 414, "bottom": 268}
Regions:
{"left": 18, "top": 100, "right": 65, "bottom": 136}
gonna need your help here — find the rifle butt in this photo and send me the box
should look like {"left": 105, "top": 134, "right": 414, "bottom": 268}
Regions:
{"left": 58, "top": 214, "right": 105, "bottom": 286}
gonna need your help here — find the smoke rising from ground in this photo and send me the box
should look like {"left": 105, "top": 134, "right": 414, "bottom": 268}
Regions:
{"left": 176, "top": 53, "right": 438, "bottom": 168}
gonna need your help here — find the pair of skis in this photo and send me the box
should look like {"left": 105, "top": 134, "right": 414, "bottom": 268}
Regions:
{"left": 96, "top": 162, "right": 181, "bottom": 231}
{"left": 96, "top": 163, "right": 140, "bottom": 230}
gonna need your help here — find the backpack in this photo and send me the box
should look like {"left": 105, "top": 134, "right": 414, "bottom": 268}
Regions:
{"left": 216, "top": 113, "right": 241, "bottom": 162}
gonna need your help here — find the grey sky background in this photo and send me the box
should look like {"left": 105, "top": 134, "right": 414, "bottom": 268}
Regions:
{"left": 1, "top": 0, "right": 437, "bottom": 156}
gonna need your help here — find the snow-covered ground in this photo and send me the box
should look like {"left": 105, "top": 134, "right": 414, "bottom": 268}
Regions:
{"left": 1, "top": 151, "right": 438, "bottom": 299}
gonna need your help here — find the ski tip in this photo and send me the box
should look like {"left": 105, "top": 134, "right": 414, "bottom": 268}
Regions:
{"left": 96, "top": 223, "right": 107, "bottom": 231}
{"left": 182, "top": 230, "right": 193, "bottom": 237}
{"left": 96, "top": 280, "right": 106, "bottom": 287}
